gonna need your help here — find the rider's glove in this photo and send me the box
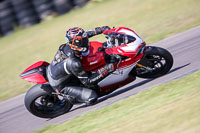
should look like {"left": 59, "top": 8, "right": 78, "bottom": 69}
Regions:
{"left": 94, "top": 27, "right": 102, "bottom": 34}
{"left": 98, "top": 63, "right": 116, "bottom": 78}
{"left": 101, "top": 26, "right": 111, "bottom": 32}
{"left": 105, "top": 63, "right": 116, "bottom": 73}
{"left": 94, "top": 26, "right": 110, "bottom": 35}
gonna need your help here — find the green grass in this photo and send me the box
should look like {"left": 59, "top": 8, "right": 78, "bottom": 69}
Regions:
{"left": 0, "top": 0, "right": 200, "bottom": 101}
{"left": 36, "top": 70, "right": 200, "bottom": 133}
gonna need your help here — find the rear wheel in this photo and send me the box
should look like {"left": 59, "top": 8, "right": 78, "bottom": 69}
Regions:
{"left": 133, "top": 46, "right": 173, "bottom": 78}
{"left": 25, "top": 84, "right": 73, "bottom": 118}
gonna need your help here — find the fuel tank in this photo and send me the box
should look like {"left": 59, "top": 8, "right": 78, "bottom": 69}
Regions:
{"left": 81, "top": 41, "right": 106, "bottom": 71}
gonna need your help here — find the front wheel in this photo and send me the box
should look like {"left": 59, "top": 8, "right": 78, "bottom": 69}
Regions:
{"left": 133, "top": 46, "right": 173, "bottom": 78}
{"left": 24, "top": 84, "right": 73, "bottom": 118}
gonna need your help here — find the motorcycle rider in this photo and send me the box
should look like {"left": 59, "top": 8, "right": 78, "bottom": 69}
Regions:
{"left": 47, "top": 26, "right": 116, "bottom": 105}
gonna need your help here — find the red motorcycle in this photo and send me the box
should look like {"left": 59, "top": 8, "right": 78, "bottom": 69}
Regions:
{"left": 20, "top": 27, "right": 173, "bottom": 118}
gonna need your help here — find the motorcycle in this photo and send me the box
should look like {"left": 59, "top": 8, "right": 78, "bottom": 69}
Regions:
{"left": 20, "top": 27, "right": 173, "bottom": 118}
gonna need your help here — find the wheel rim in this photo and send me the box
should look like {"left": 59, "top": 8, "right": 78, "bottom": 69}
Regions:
{"left": 147, "top": 55, "right": 166, "bottom": 72}
{"left": 136, "top": 54, "right": 167, "bottom": 75}
{"left": 31, "top": 94, "right": 70, "bottom": 116}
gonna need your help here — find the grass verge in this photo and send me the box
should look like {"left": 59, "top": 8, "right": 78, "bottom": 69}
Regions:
{"left": 36, "top": 70, "right": 200, "bottom": 133}
{"left": 0, "top": 0, "right": 200, "bottom": 101}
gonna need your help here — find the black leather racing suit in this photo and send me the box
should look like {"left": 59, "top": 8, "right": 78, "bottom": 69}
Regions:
{"left": 47, "top": 27, "right": 114, "bottom": 104}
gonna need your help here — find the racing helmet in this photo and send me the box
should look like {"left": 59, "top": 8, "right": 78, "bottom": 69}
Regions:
{"left": 65, "top": 27, "right": 89, "bottom": 53}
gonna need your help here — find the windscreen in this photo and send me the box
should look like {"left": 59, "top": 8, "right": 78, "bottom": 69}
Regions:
{"left": 106, "top": 31, "right": 136, "bottom": 47}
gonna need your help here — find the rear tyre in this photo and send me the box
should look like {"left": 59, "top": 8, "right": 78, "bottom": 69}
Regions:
{"left": 24, "top": 84, "right": 73, "bottom": 118}
{"left": 134, "top": 46, "right": 173, "bottom": 78}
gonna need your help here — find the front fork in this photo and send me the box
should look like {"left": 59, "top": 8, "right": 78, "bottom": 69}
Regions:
{"left": 136, "top": 63, "right": 152, "bottom": 71}
{"left": 135, "top": 46, "right": 153, "bottom": 74}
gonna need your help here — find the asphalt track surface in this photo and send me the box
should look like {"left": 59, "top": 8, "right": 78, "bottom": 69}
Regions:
{"left": 1, "top": 26, "right": 200, "bottom": 133}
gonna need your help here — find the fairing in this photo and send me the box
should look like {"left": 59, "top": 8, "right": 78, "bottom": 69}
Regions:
{"left": 81, "top": 41, "right": 106, "bottom": 71}
{"left": 104, "top": 27, "right": 145, "bottom": 58}
{"left": 98, "top": 62, "right": 137, "bottom": 87}
{"left": 80, "top": 27, "right": 146, "bottom": 93}
{"left": 20, "top": 61, "right": 49, "bottom": 84}
{"left": 23, "top": 61, "right": 49, "bottom": 73}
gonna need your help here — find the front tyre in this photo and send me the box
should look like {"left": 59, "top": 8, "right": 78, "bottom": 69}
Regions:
{"left": 24, "top": 84, "right": 73, "bottom": 118}
{"left": 134, "top": 46, "right": 173, "bottom": 78}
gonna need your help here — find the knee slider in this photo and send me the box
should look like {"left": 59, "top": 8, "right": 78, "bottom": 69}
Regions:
{"left": 62, "top": 86, "right": 98, "bottom": 104}
{"left": 81, "top": 88, "right": 98, "bottom": 104}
